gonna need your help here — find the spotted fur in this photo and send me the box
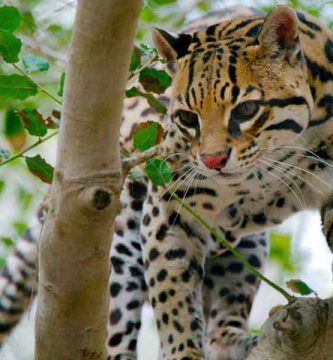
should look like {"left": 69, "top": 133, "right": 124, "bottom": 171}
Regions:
{"left": 1, "top": 5, "right": 333, "bottom": 360}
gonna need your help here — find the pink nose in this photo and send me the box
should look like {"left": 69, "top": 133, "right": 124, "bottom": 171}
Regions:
{"left": 200, "top": 151, "right": 230, "bottom": 169}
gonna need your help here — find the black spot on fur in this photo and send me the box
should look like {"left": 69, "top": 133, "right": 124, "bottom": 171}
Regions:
{"left": 109, "top": 333, "right": 123, "bottom": 347}
{"left": 110, "top": 282, "right": 122, "bottom": 297}
{"left": 110, "top": 308, "right": 122, "bottom": 325}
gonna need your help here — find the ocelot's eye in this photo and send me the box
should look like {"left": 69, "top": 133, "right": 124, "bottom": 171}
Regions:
{"left": 175, "top": 110, "right": 199, "bottom": 127}
{"left": 231, "top": 101, "right": 259, "bottom": 122}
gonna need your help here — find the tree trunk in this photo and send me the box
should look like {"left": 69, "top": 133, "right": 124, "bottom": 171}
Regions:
{"left": 247, "top": 297, "right": 333, "bottom": 360}
{"left": 35, "top": 1, "right": 143, "bottom": 359}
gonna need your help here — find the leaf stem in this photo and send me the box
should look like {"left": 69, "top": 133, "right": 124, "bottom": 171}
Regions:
{"left": 12, "top": 64, "right": 62, "bottom": 105}
{"left": 128, "top": 55, "right": 161, "bottom": 83}
{"left": 0, "top": 131, "right": 58, "bottom": 167}
{"left": 168, "top": 190, "right": 294, "bottom": 302}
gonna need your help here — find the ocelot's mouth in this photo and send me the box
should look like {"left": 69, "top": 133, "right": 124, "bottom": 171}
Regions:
{"left": 218, "top": 170, "right": 246, "bottom": 179}
{"left": 217, "top": 165, "right": 255, "bottom": 180}
{"left": 218, "top": 171, "right": 242, "bottom": 178}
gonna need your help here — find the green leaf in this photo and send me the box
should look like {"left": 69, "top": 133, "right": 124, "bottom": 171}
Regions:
{"left": 0, "top": 29, "right": 21, "bottom": 63}
{"left": 57, "top": 72, "right": 66, "bottom": 97}
{"left": 46, "top": 24, "right": 72, "bottom": 47}
{"left": 269, "top": 231, "right": 293, "bottom": 271}
{"left": 17, "top": 109, "right": 48, "bottom": 137}
{"left": 0, "top": 179, "right": 5, "bottom": 193}
{"left": 0, "top": 6, "right": 22, "bottom": 32}
{"left": 13, "top": 221, "right": 27, "bottom": 236}
{"left": 22, "top": 55, "right": 49, "bottom": 73}
{"left": 4, "top": 109, "right": 26, "bottom": 150}
{"left": 129, "top": 46, "right": 141, "bottom": 72}
{"left": 125, "top": 87, "right": 167, "bottom": 114}
{"left": 18, "top": 187, "right": 33, "bottom": 211}
{"left": 144, "top": 158, "right": 172, "bottom": 186}
{"left": 25, "top": 155, "right": 54, "bottom": 184}
{"left": 138, "top": 43, "right": 158, "bottom": 58}
{"left": 4, "top": 109, "right": 24, "bottom": 137}
{"left": 0, "top": 74, "right": 38, "bottom": 101}
{"left": 286, "top": 279, "right": 314, "bottom": 296}
{"left": 1, "top": 237, "right": 14, "bottom": 248}
{"left": 133, "top": 121, "right": 163, "bottom": 151}
{"left": 139, "top": 67, "right": 171, "bottom": 94}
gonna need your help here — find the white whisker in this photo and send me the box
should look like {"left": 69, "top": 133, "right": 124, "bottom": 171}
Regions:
{"left": 258, "top": 159, "right": 306, "bottom": 210}
{"left": 160, "top": 166, "right": 194, "bottom": 200}
{"left": 169, "top": 170, "right": 197, "bottom": 232}
{"left": 263, "top": 156, "right": 333, "bottom": 192}
{"left": 253, "top": 170, "right": 267, "bottom": 211}
{"left": 261, "top": 145, "right": 333, "bottom": 169}
{"left": 264, "top": 155, "right": 325, "bottom": 197}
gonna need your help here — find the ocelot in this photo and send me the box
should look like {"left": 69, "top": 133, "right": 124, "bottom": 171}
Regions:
{"left": 1, "top": 5, "right": 333, "bottom": 360}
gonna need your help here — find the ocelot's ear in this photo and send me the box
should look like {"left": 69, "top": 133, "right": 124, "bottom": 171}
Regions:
{"left": 152, "top": 28, "right": 192, "bottom": 62}
{"left": 258, "top": 6, "right": 300, "bottom": 62}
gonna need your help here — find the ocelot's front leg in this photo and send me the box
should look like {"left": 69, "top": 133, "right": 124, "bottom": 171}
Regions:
{"left": 141, "top": 193, "right": 206, "bottom": 360}
{"left": 107, "top": 178, "right": 148, "bottom": 360}
{"left": 203, "top": 233, "right": 268, "bottom": 360}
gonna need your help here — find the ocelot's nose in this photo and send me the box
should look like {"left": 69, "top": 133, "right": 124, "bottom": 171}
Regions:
{"left": 200, "top": 150, "right": 230, "bottom": 169}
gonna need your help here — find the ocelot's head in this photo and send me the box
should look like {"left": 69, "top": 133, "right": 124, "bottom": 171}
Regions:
{"left": 153, "top": 6, "right": 313, "bottom": 182}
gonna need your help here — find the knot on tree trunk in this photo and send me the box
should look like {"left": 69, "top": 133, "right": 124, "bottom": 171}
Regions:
{"left": 93, "top": 188, "right": 112, "bottom": 210}
{"left": 247, "top": 297, "right": 333, "bottom": 360}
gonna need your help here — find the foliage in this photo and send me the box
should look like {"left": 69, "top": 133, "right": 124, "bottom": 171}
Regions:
{"left": 269, "top": 231, "right": 294, "bottom": 272}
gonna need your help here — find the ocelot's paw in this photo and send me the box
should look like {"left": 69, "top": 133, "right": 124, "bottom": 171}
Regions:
{"left": 206, "top": 327, "right": 259, "bottom": 360}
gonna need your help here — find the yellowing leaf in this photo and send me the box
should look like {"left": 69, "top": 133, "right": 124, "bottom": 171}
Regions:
{"left": 17, "top": 109, "right": 48, "bottom": 137}
{"left": 286, "top": 279, "right": 314, "bottom": 296}
{"left": 25, "top": 155, "right": 54, "bottom": 184}
{"left": 133, "top": 121, "right": 163, "bottom": 151}
{"left": 139, "top": 67, "right": 171, "bottom": 94}
{"left": 4, "top": 109, "right": 26, "bottom": 150}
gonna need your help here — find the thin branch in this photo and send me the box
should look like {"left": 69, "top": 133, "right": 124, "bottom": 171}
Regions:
{"left": 127, "top": 56, "right": 158, "bottom": 85}
{"left": 0, "top": 131, "right": 58, "bottom": 166}
{"left": 12, "top": 64, "right": 62, "bottom": 105}
{"left": 122, "top": 145, "right": 160, "bottom": 175}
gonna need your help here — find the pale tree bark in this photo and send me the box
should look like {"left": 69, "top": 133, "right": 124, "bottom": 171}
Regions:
{"left": 247, "top": 297, "right": 333, "bottom": 360}
{"left": 35, "top": 1, "right": 143, "bottom": 359}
